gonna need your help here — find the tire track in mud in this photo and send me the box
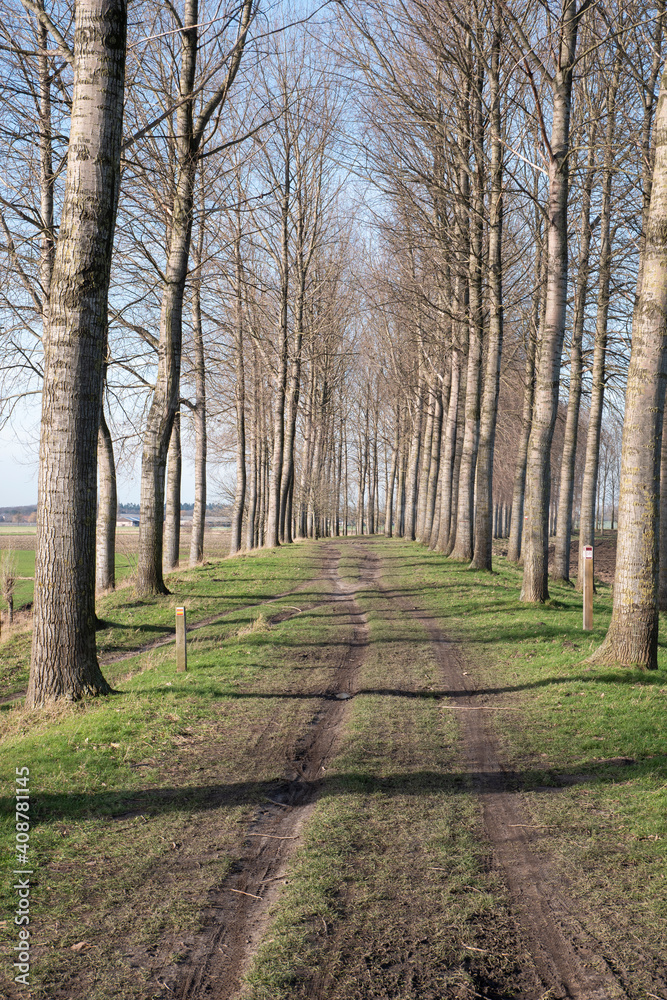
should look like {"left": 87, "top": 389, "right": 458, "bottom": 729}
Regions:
{"left": 363, "top": 540, "right": 630, "bottom": 1000}
{"left": 159, "top": 544, "right": 370, "bottom": 1000}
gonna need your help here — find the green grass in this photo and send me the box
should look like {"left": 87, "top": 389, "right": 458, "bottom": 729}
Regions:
{"left": 368, "top": 538, "right": 667, "bottom": 987}
{"left": 1, "top": 536, "right": 666, "bottom": 998}
{"left": 0, "top": 551, "right": 150, "bottom": 613}
{"left": 0, "top": 544, "right": 334, "bottom": 998}
{"left": 241, "top": 559, "right": 524, "bottom": 999}
{"left": 0, "top": 542, "right": 322, "bottom": 698}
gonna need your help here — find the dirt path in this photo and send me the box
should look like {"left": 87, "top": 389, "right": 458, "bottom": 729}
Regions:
{"left": 17, "top": 537, "right": 660, "bottom": 1000}
{"left": 356, "top": 539, "right": 632, "bottom": 1000}
{"left": 154, "top": 544, "right": 371, "bottom": 1000}
{"left": 158, "top": 538, "right": 646, "bottom": 1000}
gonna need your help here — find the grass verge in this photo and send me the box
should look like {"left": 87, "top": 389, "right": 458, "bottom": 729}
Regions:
{"left": 371, "top": 537, "right": 667, "bottom": 996}
{"left": 0, "top": 542, "right": 329, "bottom": 998}
{"left": 0, "top": 542, "right": 321, "bottom": 699}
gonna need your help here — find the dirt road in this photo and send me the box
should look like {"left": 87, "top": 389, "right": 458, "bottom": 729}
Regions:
{"left": 150, "top": 538, "right": 663, "bottom": 1000}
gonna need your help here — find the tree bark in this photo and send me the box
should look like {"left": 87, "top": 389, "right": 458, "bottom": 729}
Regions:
{"left": 434, "top": 350, "right": 461, "bottom": 553}
{"left": 137, "top": 0, "right": 253, "bottom": 590}
{"left": 589, "top": 65, "right": 667, "bottom": 669}
{"left": 659, "top": 406, "right": 667, "bottom": 610}
{"left": 552, "top": 132, "right": 596, "bottom": 582}
{"left": 416, "top": 381, "right": 435, "bottom": 542}
{"left": 163, "top": 411, "right": 181, "bottom": 571}
{"left": 37, "top": 12, "right": 55, "bottom": 317}
{"left": 404, "top": 375, "right": 424, "bottom": 541}
{"left": 96, "top": 405, "right": 117, "bottom": 593}
{"left": 27, "top": 0, "right": 127, "bottom": 707}
{"left": 424, "top": 382, "right": 445, "bottom": 545}
{"left": 577, "top": 55, "right": 620, "bottom": 590}
{"left": 445, "top": 363, "right": 467, "bottom": 556}
{"left": 230, "top": 221, "right": 246, "bottom": 555}
{"left": 396, "top": 416, "right": 407, "bottom": 537}
{"left": 137, "top": 0, "right": 198, "bottom": 594}
{"left": 471, "top": 19, "right": 502, "bottom": 572}
{"left": 507, "top": 232, "right": 542, "bottom": 563}
{"left": 520, "top": 0, "right": 586, "bottom": 602}
{"left": 384, "top": 404, "right": 401, "bottom": 536}
{"left": 451, "top": 69, "right": 484, "bottom": 561}
{"left": 189, "top": 218, "right": 206, "bottom": 565}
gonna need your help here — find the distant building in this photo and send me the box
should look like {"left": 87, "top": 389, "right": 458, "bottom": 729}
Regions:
{"left": 117, "top": 515, "right": 140, "bottom": 527}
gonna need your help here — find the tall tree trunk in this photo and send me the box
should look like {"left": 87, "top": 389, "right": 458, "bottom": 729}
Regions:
{"left": 357, "top": 421, "right": 368, "bottom": 535}
{"left": 246, "top": 345, "right": 259, "bottom": 549}
{"left": 136, "top": 0, "right": 253, "bottom": 588}
{"left": 308, "top": 417, "right": 323, "bottom": 538}
{"left": 577, "top": 55, "right": 620, "bottom": 590}
{"left": 96, "top": 405, "right": 117, "bottom": 593}
{"left": 279, "top": 287, "right": 305, "bottom": 543}
{"left": 507, "top": 234, "right": 542, "bottom": 563}
{"left": 590, "top": 63, "right": 667, "bottom": 669}
{"left": 405, "top": 362, "right": 424, "bottom": 541}
{"left": 445, "top": 367, "right": 466, "bottom": 556}
{"left": 451, "top": 73, "right": 484, "bottom": 561}
{"left": 552, "top": 134, "right": 596, "bottom": 581}
{"left": 38, "top": 13, "right": 55, "bottom": 319}
{"left": 396, "top": 418, "right": 407, "bottom": 537}
{"left": 189, "top": 215, "right": 206, "bottom": 565}
{"left": 416, "top": 381, "right": 435, "bottom": 542}
{"left": 385, "top": 404, "right": 401, "bottom": 536}
{"left": 520, "top": 0, "right": 586, "bottom": 602}
{"left": 472, "top": 19, "right": 503, "bottom": 572}
{"left": 424, "top": 382, "right": 445, "bottom": 545}
{"left": 635, "top": 2, "right": 666, "bottom": 299}
{"left": 266, "top": 148, "right": 290, "bottom": 548}
{"left": 343, "top": 420, "right": 349, "bottom": 536}
{"left": 27, "top": 0, "right": 127, "bottom": 707}
{"left": 434, "top": 351, "right": 461, "bottom": 553}
{"left": 230, "top": 222, "right": 246, "bottom": 555}
{"left": 163, "top": 411, "right": 181, "bottom": 571}
{"left": 368, "top": 415, "right": 377, "bottom": 534}
{"left": 334, "top": 418, "right": 343, "bottom": 536}
{"left": 137, "top": 0, "right": 198, "bottom": 595}
{"left": 659, "top": 406, "right": 667, "bottom": 610}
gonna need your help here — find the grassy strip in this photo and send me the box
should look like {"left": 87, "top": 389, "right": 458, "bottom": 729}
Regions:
{"left": 0, "top": 542, "right": 333, "bottom": 998}
{"left": 0, "top": 547, "right": 332, "bottom": 1000}
{"left": 371, "top": 537, "right": 667, "bottom": 993}
{"left": 241, "top": 544, "right": 533, "bottom": 1000}
{"left": 0, "top": 542, "right": 321, "bottom": 699}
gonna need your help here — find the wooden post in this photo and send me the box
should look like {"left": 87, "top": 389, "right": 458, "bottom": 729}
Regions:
{"left": 175, "top": 606, "right": 187, "bottom": 671}
{"left": 583, "top": 545, "right": 593, "bottom": 631}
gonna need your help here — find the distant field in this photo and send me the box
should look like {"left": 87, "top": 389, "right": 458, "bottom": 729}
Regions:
{"left": 0, "top": 526, "right": 231, "bottom": 611}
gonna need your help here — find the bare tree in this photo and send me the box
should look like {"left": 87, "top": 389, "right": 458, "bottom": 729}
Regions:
{"left": 27, "top": 0, "right": 127, "bottom": 706}
{"left": 589, "top": 62, "right": 667, "bottom": 670}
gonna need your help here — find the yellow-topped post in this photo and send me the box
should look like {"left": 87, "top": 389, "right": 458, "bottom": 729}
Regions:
{"left": 583, "top": 546, "right": 593, "bottom": 631}
{"left": 175, "top": 607, "right": 187, "bottom": 671}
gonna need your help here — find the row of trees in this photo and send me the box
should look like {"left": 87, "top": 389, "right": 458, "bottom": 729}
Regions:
{"left": 1, "top": 0, "right": 667, "bottom": 706}
{"left": 331, "top": 0, "right": 667, "bottom": 670}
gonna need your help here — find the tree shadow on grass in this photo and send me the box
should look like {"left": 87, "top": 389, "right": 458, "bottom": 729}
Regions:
{"left": 97, "top": 621, "right": 173, "bottom": 634}
{"left": 143, "top": 669, "right": 667, "bottom": 701}
{"left": 3, "top": 755, "right": 665, "bottom": 826}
